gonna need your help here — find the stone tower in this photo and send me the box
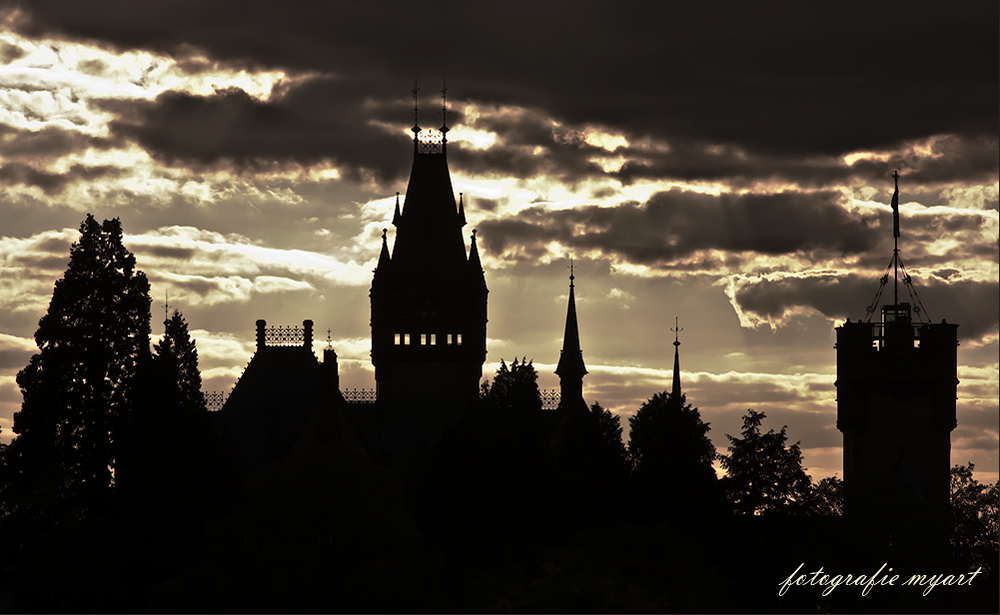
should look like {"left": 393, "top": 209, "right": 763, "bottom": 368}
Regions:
{"left": 370, "top": 88, "right": 488, "bottom": 411}
{"left": 835, "top": 172, "right": 958, "bottom": 542}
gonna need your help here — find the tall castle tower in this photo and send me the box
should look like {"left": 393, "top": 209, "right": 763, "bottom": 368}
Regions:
{"left": 835, "top": 172, "right": 958, "bottom": 540}
{"left": 370, "top": 86, "right": 488, "bottom": 411}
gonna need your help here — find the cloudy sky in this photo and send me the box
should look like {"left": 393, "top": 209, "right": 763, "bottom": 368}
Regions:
{"left": 0, "top": 1, "right": 996, "bottom": 482}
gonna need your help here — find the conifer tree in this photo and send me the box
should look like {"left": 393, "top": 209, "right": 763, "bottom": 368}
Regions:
{"left": 719, "top": 409, "right": 812, "bottom": 515}
{"left": 154, "top": 309, "right": 206, "bottom": 414}
{"left": 3, "top": 215, "right": 151, "bottom": 517}
{"left": 480, "top": 357, "right": 542, "bottom": 413}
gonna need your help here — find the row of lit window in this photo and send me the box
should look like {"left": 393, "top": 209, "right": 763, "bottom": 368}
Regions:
{"left": 393, "top": 333, "right": 463, "bottom": 346}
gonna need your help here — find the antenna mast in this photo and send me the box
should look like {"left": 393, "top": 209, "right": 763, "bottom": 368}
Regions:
{"left": 893, "top": 169, "right": 899, "bottom": 306}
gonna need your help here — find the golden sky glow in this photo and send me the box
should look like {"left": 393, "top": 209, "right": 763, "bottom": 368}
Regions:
{"left": 0, "top": 22, "right": 996, "bottom": 484}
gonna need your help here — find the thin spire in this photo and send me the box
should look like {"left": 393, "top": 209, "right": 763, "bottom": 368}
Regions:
{"left": 671, "top": 316, "right": 683, "bottom": 399}
{"left": 556, "top": 260, "right": 587, "bottom": 377}
{"left": 556, "top": 261, "right": 587, "bottom": 409}
{"left": 392, "top": 192, "right": 401, "bottom": 226}
{"left": 410, "top": 80, "right": 421, "bottom": 140}
{"left": 458, "top": 192, "right": 466, "bottom": 226}
{"left": 440, "top": 78, "right": 449, "bottom": 135}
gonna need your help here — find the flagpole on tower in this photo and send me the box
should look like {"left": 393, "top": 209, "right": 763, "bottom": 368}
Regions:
{"left": 891, "top": 170, "right": 900, "bottom": 306}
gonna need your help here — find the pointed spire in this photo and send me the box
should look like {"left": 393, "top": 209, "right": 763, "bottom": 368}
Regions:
{"left": 556, "top": 261, "right": 588, "bottom": 400}
{"left": 458, "top": 192, "right": 466, "bottom": 226}
{"left": 377, "top": 228, "right": 391, "bottom": 269}
{"left": 468, "top": 228, "right": 481, "bottom": 270}
{"left": 671, "top": 316, "right": 683, "bottom": 399}
{"left": 392, "top": 192, "right": 402, "bottom": 226}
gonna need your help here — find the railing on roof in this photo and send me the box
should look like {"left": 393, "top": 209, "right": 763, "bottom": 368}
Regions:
{"left": 256, "top": 319, "right": 313, "bottom": 350}
{"left": 540, "top": 389, "right": 561, "bottom": 411}
{"left": 205, "top": 390, "right": 227, "bottom": 412}
{"left": 343, "top": 388, "right": 378, "bottom": 404}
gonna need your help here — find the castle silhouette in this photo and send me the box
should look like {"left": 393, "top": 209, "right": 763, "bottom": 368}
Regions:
{"left": 217, "top": 93, "right": 593, "bottom": 478}
{"left": 217, "top": 97, "right": 960, "bottom": 545}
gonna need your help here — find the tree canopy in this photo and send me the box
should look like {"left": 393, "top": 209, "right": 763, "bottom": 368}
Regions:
{"left": 479, "top": 357, "right": 541, "bottom": 413}
{"left": 628, "top": 391, "right": 724, "bottom": 520}
{"left": 719, "top": 409, "right": 812, "bottom": 516}
{"left": 153, "top": 309, "right": 206, "bottom": 415}
{"left": 4, "top": 215, "right": 151, "bottom": 517}
{"left": 950, "top": 462, "right": 999, "bottom": 574}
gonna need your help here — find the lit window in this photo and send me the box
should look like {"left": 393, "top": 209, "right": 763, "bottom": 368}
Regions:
{"left": 446, "top": 333, "right": 453, "bottom": 345}
{"left": 403, "top": 333, "right": 410, "bottom": 345}
{"left": 430, "top": 333, "right": 437, "bottom": 345}
{"left": 456, "top": 333, "right": 463, "bottom": 346}
{"left": 394, "top": 333, "right": 401, "bottom": 345}
{"left": 420, "top": 333, "right": 427, "bottom": 346}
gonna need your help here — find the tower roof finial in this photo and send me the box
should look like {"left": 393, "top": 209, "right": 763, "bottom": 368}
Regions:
{"left": 411, "top": 80, "right": 421, "bottom": 139}
{"left": 568, "top": 258, "right": 575, "bottom": 289}
{"left": 440, "top": 78, "right": 449, "bottom": 134}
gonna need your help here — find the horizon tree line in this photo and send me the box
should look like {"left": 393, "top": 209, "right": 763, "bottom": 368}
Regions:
{"left": 0, "top": 214, "right": 995, "bottom": 612}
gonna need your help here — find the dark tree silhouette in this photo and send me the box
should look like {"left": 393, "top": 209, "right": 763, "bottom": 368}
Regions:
{"left": 586, "top": 401, "right": 629, "bottom": 475}
{"left": 802, "top": 475, "right": 844, "bottom": 516}
{"left": 0, "top": 215, "right": 150, "bottom": 612}
{"left": 479, "top": 357, "right": 541, "bottom": 413}
{"left": 551, "top": 401, "right": 630, "bottom": 530}
{"left": 3, "top": 215, "right": 151, "bottom": 517}
{"left": 950, "top": 462, "right": 999, "bottom": 574}
{"left": 628, "top": 391, "right": 724, "bottom": 521}
{"left": 153, "top": 309, "right": 206, "bottom": 414}
{"left": 720, "top": 409, "right": 811, "bottom": 515}
{"left": 422, "top": 358, "right": 552, "bottom": 565}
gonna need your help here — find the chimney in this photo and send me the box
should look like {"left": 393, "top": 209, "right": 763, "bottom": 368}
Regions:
{"left": 303, "top": 319, "right": 314, "bottom": 351}
{"left": 256, "top": 319, "right": 266, "bottom": 351}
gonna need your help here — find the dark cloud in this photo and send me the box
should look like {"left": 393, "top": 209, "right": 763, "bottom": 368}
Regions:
{"left": 75, "top": 57, "right": 108, "bottom": 76}
{"left": 0, "top": 350, "right": 32, "bottom": 372}
{"left": 732, "top": 274, "right": 999, "bottom": 341}
{"left": 0, "top": 40, "right": 24, "bottom": 63}
{"left": 0, "top": 124, "right": 119, "bottom": 159}
{"left": 478, "top": 189, "right": 880, "bottom": 264}
{"left": 0, "top": 162, "right": 123, "bottom": 194}
{"left": 105, "top": 82, "right": 413, "bottom": 181}
{"left": 173, "top": 277, "right": 223, "bottom": 297}
{"left": 11, "top": 254, "right": 68, "bottom": 271}
{"left": 451, "top": 118, "right": 998, "bottom": 188}
{"left": 129, "top": 244, "right": 196, "bottom": 260}
{"left": 10, "top": 1, "right": 997, "bottom": 160}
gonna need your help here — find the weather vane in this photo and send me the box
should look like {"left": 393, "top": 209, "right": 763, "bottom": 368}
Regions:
{"left": 163, "top": 290, "right": 170, "bottom": 326}
{"left": 440, "top": 78, "right": 449, "bottom": 131}
{"left": 671, "top": 316, "right": 683, "bottom": 345}
{"left": 411, "top": 79, "right": 421, "bottom": 132}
